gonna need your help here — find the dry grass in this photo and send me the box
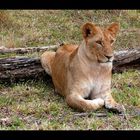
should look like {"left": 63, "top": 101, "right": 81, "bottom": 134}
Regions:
{"left": 0, "top": 10, "right": 140, "bottom": 49}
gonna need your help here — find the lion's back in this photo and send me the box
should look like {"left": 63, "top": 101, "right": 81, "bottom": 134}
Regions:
{"left": 57, "top": 44, "right": 78, "bottom": 55}
{"left": 51, "top": 44, "right": 78, "bottom": 96}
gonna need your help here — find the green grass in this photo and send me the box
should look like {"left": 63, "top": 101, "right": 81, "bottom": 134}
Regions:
{"left": 112, "top": 70, "right": 140, "bottom": 106}
{"left": 0, "top": 70, "right": 139, "bottom": 130}
{"left": 0, "top": 10, "right": 140, "bottom": 130}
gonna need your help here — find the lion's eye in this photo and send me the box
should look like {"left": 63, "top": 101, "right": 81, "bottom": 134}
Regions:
{"left": 96, "top": 40, "right": 102, "bottom": 45}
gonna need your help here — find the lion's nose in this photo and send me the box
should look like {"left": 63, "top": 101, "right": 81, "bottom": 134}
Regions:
{"left": 105, "top": 55, "right": 113, "bottom": 59}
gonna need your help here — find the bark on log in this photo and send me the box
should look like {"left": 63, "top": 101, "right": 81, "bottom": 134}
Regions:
{"left": 0, "top": 57, "right": 48, "bottom": 84}
{"left": 0, "top": 45, "right": 58, "bottom": 54}
{"left": 113, "top": 48, "right": 140, "bottom": 73}
{"left": 0, "top": 48, "right": 140, "bottom": 84}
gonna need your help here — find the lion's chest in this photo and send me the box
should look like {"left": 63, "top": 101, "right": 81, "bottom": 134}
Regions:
{"left": 81, "top": 63, "right": 112, "bottom": 98}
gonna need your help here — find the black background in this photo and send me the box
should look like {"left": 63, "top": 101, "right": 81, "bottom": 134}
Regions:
{"left": 0, "top": 0, "right": 140, "bottom": 139}
{"left": 0, "top": 0, "right": 140, "bottom": 9}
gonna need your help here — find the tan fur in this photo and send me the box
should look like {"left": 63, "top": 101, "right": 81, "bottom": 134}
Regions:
{"left": 41, "top": 51, "right": 55, "bottom": 76}
{"left": 41, "top": 22, "right": 125, "bottom": 113}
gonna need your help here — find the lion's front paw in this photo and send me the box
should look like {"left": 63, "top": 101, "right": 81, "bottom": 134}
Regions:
{"left": 105, "top": 103, "right": 125, "bottom": 113}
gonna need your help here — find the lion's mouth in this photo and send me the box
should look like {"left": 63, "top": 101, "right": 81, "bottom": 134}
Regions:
{"left": 106, "top": 59, "right": 113, "bottom": 63}
{"left": 98, "top": 56, "right": 113, "bottom": 63}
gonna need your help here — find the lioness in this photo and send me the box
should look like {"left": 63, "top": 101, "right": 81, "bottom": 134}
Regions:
{"left": 41, "top": 22, "right": 124, "bottom": 113}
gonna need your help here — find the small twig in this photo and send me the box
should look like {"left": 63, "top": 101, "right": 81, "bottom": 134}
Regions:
{"left": 74, "top": 112, "right": 107, "bottom": 117}
{"left": 34, "top": 121, "right": 39, "bottom": 130}
{"left": 95, "top": 113, "right": 107, "bottom": 117}
{"left": 74, "top": 112, "right": 89, "bottom": 117}
{"left": 122, "top": 105, "right": 129, "bottom": 120}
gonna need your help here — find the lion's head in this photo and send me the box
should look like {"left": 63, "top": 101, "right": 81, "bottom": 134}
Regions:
{"left": 82, "top": 22, "right": 119, "bottom": 63}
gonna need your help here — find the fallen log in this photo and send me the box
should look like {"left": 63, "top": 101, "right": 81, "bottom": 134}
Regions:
{"left": 0, "top": 48, "right": 140, "bottom": 84}
{"left": 0, "top": 45, "right": 58, "bottom": 54}
{"left": 113, "top": 48, "right": 140, "bottom": 72}
{"left": 0, "top": 57, "right": 47, "bottom": 84}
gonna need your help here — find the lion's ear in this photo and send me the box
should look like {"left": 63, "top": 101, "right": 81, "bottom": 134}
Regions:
{"left": 107, "top": 22, "right": 120, "bottom": 38}
{"left": 82, "top": 22, "right": 98, "bottom": 40}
